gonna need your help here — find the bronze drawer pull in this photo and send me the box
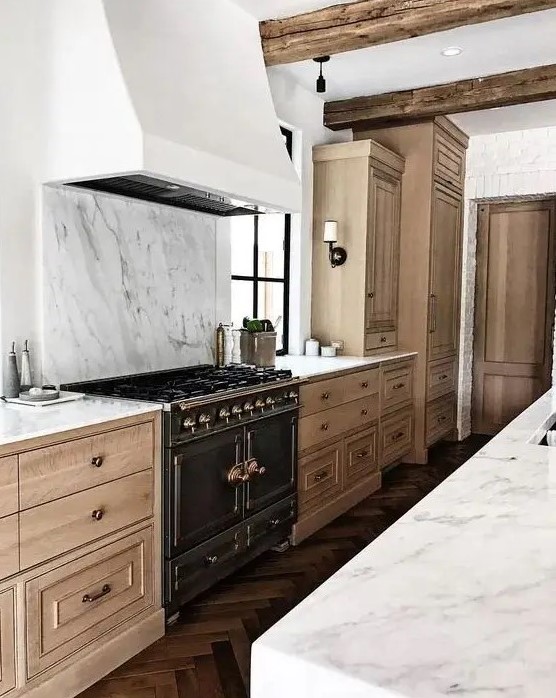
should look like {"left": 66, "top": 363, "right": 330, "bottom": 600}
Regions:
{"left": 361, "top": 381, "right": 369, "bottom": 389}
{"left": 321, "top": 392, "right": 330, "bottom": 400}
{"left": 91, "top": 456, "right": 104, "bottom": 468}
{"left": 393, "top": 383, "right": 405, "bottom": 390}
{"left": 82, "top": 584, "right": 111, "bottom": 604}
{"left": 91, "top": 509, "right": 104, "bottom": 521}
{"left": 357, "top": 450, "right": 369, "bottom": 459}
{"left": 314, "top": 471, "right": 328, "bottom": 483}
{"left": 437, "top": 415, "right": 448, "bottom": 424}
{"left": 368, "top": 291, "right": 374, "bottom": 298}
{"left": 391, "top": 431, "right": 405, "bottom": 442}
{"left": 361, "top": 409, "right": 368, "bottom": 417}
{"left": 204, "top": 555, "right": 219, "bottom": 566}
{"left": 380, "top": 336, "right": 388, "bottom": 343}
{"left": 439, "top": 374, "right": 448, "bottom": 380}
{"left": 321, "top": 422, "right": 330, "bottom": 431}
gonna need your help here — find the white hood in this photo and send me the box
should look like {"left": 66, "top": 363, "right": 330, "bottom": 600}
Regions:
{"left": 41, "top": 0, "right": 301, "bottom": 213}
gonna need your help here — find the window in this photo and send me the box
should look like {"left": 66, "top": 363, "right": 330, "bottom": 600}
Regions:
{"left": 231, "top": 127, "right": 292, "bottom": 355}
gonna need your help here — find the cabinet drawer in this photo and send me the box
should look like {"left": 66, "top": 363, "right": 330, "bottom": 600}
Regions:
{"left": 0, "top": 457, "right": 18, "bottom": 518}
{"left": 434, "top": 131, "right": 465, "bottom": 189}
{"left": 427, "top": 357, "right": 457, "bottom": 400}
{"left": 300, "top": 368, "right": 378, "bottom": 417}
{"left": 298, "top": 443, "right": 342, "bottom": 515}
{"left": 20, "top": 421, "right": 154, "bottom": 510}
{"left": 381, "top": 360, "right": 414, "bottom": 413}
{"left": 20, "top": 469, "right": 153, "bottom": 569}
{"left": 427, "top": 394, "right": 456, "bottom": 447}
{"left": 299, "top": 395, "right": 379, "bottom": 452}
{"left": 0, "top": 515, "right": 19, "bottom": 579}
{"left": 0, "top": 588, "right": 16, "bottom": 696}
{"left": 380, "top": 407, "right": 414, "bottom": 468}
{"left": 366, "top": 330, "right": 397, "bottom": 352}
{"left": 25, "top": 526, "right": 153, "bottom": 678}
{"left": 344, "top": 427, "right": 378, "bottom": 488}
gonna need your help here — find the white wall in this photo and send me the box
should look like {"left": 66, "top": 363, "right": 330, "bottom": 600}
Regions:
{"left": 458, "top": 126, "right": 556, "bottom": 438}
{"left": 267, "top": 70, "right": 351, "bottom": 354}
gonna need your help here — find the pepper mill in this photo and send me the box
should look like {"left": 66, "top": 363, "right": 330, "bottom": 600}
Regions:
{"left": 20, "top": 340, "right": 32, "bottom": 392}
{"left": 5, "top": 342, "right": 20, "bottom": 398}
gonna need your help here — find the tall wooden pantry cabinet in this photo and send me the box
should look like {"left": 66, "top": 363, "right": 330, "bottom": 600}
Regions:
{"left": 311, "top": 140, "right": 405, "bottom": 356}
{"left": 355, "top": 117, "right": 468, "bottom": 463}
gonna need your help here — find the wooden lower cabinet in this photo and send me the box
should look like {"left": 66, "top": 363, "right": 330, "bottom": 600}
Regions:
{"left": 426, "top": 393, "right": 457, "bottom": 446}
{"left": 344, "top": 426, "right": 378, "bottom": 488}
{"left": 0, "top": 516, "right": 19, "bottom": 580}
{"left": 0, "top": 588, "right": 16, "bottom": 697}
{"left": 380, "top": 407, "right": 414, "bottom": 469}
{"left": 298, "top": 444, "right": 342, "bottom": 513}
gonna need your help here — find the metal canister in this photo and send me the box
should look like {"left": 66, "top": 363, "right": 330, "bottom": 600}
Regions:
{"left": 215, "top": 323, "right": 225, "bottom": 367}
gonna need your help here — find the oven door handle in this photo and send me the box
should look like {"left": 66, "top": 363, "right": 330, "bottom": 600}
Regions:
{"left": 291, "top": 416, "right": 297, "bottom": 485}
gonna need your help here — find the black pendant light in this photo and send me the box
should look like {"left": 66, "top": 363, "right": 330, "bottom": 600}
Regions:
{"left": 313, "top": 56, "right": 330, "bottom": 94}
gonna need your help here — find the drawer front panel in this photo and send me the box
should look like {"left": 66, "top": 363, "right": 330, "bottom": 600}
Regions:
{"left": 365, "top": 330, "right": 397, "bottom": 352}
{"left": 0, "top": 515, "right": 19, "bottom": 579}
{"left": 299, "top": 396, "right": 379, "bottom": 452}
{"left": 20, "top": 469, "right": 153, "bottom": 569}
{"left": 0, "top": 588, "right": 16, "bottom": 696}
{"left": 344, "top": 426, "right": 378, "bottom": 488}
{"left": 298, "top": 443, "right": 342, "bottom": 514}
{"left": 427, "top": 394, "right": 456, "bottom": 447}
{"left": 26, "top": 526, "right": 153, "bottom": 678}
{"left": 300, "top": 368, "right": 379, "bottom": 417}
{"left": 427, "top": 358, "right": 457, "bottom": 401}
{"left": 381, "top": 361, "right": 414, "bottom": 413}
{"left": 434, "top": 132, "right": 465, "bottom": 189}
{"left": 380, "top": 408, "right": 414, "bottom": 468}
{"left": 0, "top": 457, "right": 18, "bottom": 519}
{"left": 20, "top": 422, "right": 154, "bottom": 510}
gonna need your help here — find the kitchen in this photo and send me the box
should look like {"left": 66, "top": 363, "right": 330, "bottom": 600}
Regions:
{"left": 0, "top": 1, "right": 556, "bottom": 697}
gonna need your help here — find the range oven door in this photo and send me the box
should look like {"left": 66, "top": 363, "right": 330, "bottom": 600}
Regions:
{"left": 244, "top": 411, "right": 297, "bottom": 515}
{"left": 166, "top": 426, "right": 244, "bottom": 558}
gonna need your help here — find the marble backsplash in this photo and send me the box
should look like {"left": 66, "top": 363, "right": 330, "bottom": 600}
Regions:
{"left": 42, "top": 186, "right": 218, "bottom": 385}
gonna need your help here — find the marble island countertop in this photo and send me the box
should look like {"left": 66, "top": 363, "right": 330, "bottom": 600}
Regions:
{"left": 0, "top": 396, "right": 161, "bottom": 448}
{"left": 276, "top": 351, "right": 417, "bottom": 380}
{"left": 252, "top": 389, "right": 556, "bottom": 698}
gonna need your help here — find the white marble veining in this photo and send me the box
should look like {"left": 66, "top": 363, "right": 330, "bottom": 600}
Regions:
{"left": 276, "top": 352, "right": 417, "bottom": 379}
{"left": 0, "top": 396, "right": 160, "bottom": 447}
{"left": 252, "top": 389, "right": 556, "bottom": 698}
{"left": 43, "top": 186, "right": 219, "bottom": 385}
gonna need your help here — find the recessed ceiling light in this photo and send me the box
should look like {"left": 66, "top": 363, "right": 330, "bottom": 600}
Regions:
{"left": 441, "top": 46, "right": 463, "bottom": 57}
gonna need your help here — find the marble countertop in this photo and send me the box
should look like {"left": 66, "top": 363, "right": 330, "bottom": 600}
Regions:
{"left": 276, "top": 351, "right": 417, "bottom": 380}
{"left": 252, "top": 390, "right": 556, "bottom": 698}
{"left": 0, "top": 396, "right": 161, "bottom": 448}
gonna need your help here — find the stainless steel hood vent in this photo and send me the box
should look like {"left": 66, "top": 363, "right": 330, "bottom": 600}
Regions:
{"left": 68, "top": 175, "right": 264, "bottom": 217}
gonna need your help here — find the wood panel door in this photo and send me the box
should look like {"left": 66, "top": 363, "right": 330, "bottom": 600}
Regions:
{"left": 0, "top": 588, "right": 16, "bottom": 697}
{"left": 365, "top": 167, "right": 401, "bottom": 330}
{"left": 472, "top": 200, "right": 555, "bottom": 435}
{"left": 428, "top": 183, "right": 463, "bottom": 360}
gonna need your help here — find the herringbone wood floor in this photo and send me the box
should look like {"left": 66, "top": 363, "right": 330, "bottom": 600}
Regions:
{"left": 80, "top": 436, "right": 488, "bottom": 698}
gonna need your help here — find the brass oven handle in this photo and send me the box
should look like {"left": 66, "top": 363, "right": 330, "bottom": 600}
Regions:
{"left": 91, "top": 456, "right": 103, "bottom": 468}
{"left": 91, "top": 509, "right": 104, "bottom": 521}
{"left": 314, "top": 470, "right": 328, "bottom": 483}
{"left": 321, "top": 422, "right": 330, "bottom": 431}
{"left": 357, "top": 450, "right": 369, "bottom": 459}
{"left": 246, "top": 458, "right": 266, "bottom": 478}
{"left": 82, "top": 584, "right": 111, "bottom": 603}
{"left": 321, "top": 392, "right": 330, "bottom": 401}
{"left": 393, "top": 383, "right": 405, "bottom": 391}
{"left": 391, "top": 431, "right": 405, "bottom": 442}
{"left": 227, "top": 465, "right": 248, "bottom": 486}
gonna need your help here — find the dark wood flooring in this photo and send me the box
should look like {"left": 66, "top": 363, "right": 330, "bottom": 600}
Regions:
{"left": 80, "top": 436, "right": 488, "bottom": 698}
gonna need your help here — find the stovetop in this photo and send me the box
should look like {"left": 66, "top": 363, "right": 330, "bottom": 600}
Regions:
{"left": 62, "top": 364, "right": 294, "bottom": 405}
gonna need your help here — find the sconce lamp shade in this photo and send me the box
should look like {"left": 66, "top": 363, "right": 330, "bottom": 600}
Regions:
{"left": 323, "top": 220, "right": 338, "bottom": 243}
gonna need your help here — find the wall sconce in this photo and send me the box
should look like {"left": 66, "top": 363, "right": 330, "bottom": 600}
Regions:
{"left": 324, "top": 221, "right": 347, "bottom": 268}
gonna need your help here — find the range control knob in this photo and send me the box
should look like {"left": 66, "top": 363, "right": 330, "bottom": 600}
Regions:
{"left": 183, "top": 416, "right": 196, "bottom": 429}
{"left": 231, "top": 404, "right": 243, "bottom": 416}
{"left": 265, "top": 396, "right": 276, "bottom": 407}
{"left": 288, "top": 391, "right": 298, "bottom": 400}
{"left": 255, "top": 398, "right": 265, "bottom": 409}
{"left": 243, "top": 401, "right": 254, "bottom": 413}
{"left": 199, "top": 413, "right": 212, "bottom": 427}
{"left": 219, "top": 407, "right": 231, "bottom": 420}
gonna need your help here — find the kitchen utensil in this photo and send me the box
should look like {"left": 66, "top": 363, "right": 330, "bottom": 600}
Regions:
{"left": 5, "top": 342, "right": 20, "bottom": 398}
{"left": 216, "top": 323, "right": 225, "bottom": 367}
{"left": 305, "top": 338, "right": 320, "bottom": 357}
{"left": 19, "top": 387, "right": 60, "bottom": 402}
{"left": 20, "top": 339, "right": 32, "bottom": 391}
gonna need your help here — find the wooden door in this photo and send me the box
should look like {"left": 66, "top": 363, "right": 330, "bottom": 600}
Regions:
{"left": 428, "top": 182, "right": 463, "bottom": 360}
{"left": 472, "top": 200, "right": 555, "bottom": 435}
{"left": 365, "top": 167, "right": 401, "bottom": 330}
{"left": 0, "top": 588, "right": 16, "bottom": 697}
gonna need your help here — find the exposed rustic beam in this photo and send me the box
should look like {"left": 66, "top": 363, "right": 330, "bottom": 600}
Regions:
{"left": 323, "top": 63, "right": 556, "bottom": 131}
{"left": 261, "top": 0, "right": 556, "bottom": 66}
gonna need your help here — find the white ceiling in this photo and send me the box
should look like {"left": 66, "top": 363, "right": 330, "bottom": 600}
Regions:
{"left": 450, "top": 100, "right": 556, "bottom": 135}
{"left": 233, "top": 0, "right": 353, "bottom": 20}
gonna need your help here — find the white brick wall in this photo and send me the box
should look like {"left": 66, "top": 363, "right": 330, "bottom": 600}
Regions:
{"left": 458, "top": 126, "right": 556, "bottom": 438}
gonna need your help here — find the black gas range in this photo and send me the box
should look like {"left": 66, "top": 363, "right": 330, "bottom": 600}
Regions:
{"left": 63, "top": 365, "right": 300, "bottom": 617}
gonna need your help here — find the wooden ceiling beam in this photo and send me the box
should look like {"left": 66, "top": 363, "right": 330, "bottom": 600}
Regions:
{"left": 323, "top": 63, "right": 556, "bottom": 131}
{"left": 261, "top": 0, "right": 556, "bottom": 66}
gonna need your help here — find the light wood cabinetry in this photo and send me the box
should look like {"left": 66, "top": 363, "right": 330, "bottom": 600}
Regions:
{"left": 311, "top": 140, "right": 405, "bottom": 356}
{"left": 357, "top": 117, "right": 468, "bottom": 462}
{"left": 0, "top": 412, "right": 163, "bottom": 698}
{"left": 293, "top": 357, "right": 415, "bottom": 544}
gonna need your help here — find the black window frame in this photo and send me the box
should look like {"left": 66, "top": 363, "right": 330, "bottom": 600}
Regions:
{"left": 231, "top": 126, "right": 292, "bottom": 356}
